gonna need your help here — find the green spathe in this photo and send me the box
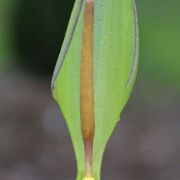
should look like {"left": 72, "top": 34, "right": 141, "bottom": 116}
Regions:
{"left": 52, "top": 0, "right": 139, "bottom": 179}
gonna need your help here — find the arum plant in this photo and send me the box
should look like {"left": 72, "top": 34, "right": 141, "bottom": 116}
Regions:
{"left": 51, "top": 0, "right": 139, "bottom": 179}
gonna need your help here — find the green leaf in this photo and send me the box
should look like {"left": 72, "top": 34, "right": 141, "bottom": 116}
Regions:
{"left": 51, "top": 0, "right": 139, "bottom": 179}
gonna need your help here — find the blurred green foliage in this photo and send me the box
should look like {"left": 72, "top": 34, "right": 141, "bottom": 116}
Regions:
{"left": 0, "top": 0, "right": 179, "bottom": 86}
{"left": 0, "top": 0, "right": 19, "bottom": 67}
{"left": 137, "top": 0, "right": 180, "bottom": 87}
{"left": 14, "top": 0, "right": 74, "bottom": 75}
